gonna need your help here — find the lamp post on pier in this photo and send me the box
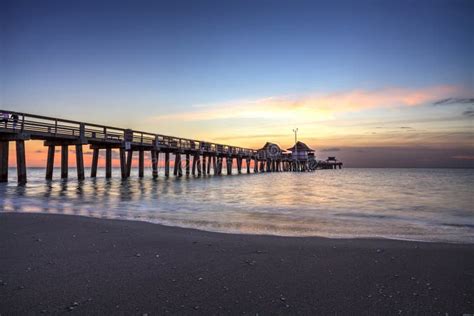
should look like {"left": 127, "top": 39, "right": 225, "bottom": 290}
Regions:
{"left": 292, "top": 128, "right": 298, "bottom": 163}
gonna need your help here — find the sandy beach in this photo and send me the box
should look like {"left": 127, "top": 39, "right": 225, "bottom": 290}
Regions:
{"left": 0, "top": 212, "right": 473, "bottom": 315}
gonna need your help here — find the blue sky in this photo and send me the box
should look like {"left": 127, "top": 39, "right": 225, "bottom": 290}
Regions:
{"left": 1, "top": 0, "right": 473, "bottom": 167}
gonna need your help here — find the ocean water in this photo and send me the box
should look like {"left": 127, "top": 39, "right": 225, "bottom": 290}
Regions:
{"left": 1, "top": 168, "right": 473, "bottom": 243}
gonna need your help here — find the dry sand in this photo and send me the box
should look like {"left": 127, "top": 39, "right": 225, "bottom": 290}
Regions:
{"left": 0, "top": 213, "right": 473, "bottom": 314}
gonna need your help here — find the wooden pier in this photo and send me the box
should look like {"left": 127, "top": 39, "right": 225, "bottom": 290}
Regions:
{"left": 0, "top": 110, "right": 342, "bottom": 184}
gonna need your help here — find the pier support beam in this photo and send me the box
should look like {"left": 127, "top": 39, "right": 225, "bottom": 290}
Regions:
{"left": 126, "top": 150, "right": 133, "bottom": 178}
{"left": 16, "top": 140, "right": 27, "bottom": 184}
{"left": 75, "top": 144, "right": 84, "bottom": 180}
{"left": 212, "top": 156, "right": 217, "bottom": 175}
{"left": 120, "top": 148, "right": 127, "bottom": 179}
{"left": 151, "top": 150, "right": 158, "bottom": 178}
{"left": 61, "top": 145, "right": 68, "bottom": 179}
{"left": 105, "top": 147, "right": 112, "bottom": 178}
{"left": 207, "top": 156, "right": 211, "bottom": 174}
{"left": 46, "top": 145, "right": 55, "bottom": 180}
{"left": 185, "top": 154, "right": 190, "bottom": 176}
{"left": 174, "top": 153, "right": 182, "bottom": 177}
{"left": 91, "top": 148, "right": 99, "bottom": 178}
{"left": 173, "top": 154, "right": 179, "bottom": 176}
{"left": 138, "top": 149, "right": 144, "bottom": 178}
{"left": 192, "top": 154, "right": 197, "bottom": 176}
{"left": 165, "top": 152, "right": 170, "bottom": 177}
{"left": 0, "top": 141, "right": 8, "bottom": 182}
{"left": 177, "top": 154, "right": 183, "bottom": 177}
{"left": 197, "top": 155, "right": 202, "bottom": 176}
{"left": 216, "top": 157, "right": 222, "bottom": 175}
{"left": 202, "top": 156, "right": 206, "bottom": 175}
{"left": 237, "top": 157, "right": 242, "bottom": 174}
{"left": 254, "top": 158, "right": 258, "bottom": 173}
{"left": 226, "top": 157, "right": 232, "bottom": 175}
{"left": 246, "top": 158, "right": 251, "bottom": 173}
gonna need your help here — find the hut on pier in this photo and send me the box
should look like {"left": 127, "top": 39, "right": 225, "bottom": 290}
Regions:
{"left": 287, "top": 141, "right": 315, "bottom": 161}
{"left": 257, "top": 142, "right": 283, "bottom": 160}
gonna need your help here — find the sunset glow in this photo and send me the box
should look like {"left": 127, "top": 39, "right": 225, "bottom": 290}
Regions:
{"left": 2, "top": 0, "right": 473, "bottom": 168}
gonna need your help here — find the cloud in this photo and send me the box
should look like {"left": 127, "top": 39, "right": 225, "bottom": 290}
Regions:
{"left": 150, "top": 85, "right": 460, "bottom": 123}
{"left": 462, "top": 110, "right": 474, "bottom": 117}
{"left": 433, "top": 98, "right": 474, "bottom": 106}
{"left": 214, "top": 133, "right": 289, "bottom": 141}
{"left": 320, "top": 147, "right": 341, "bottom": 152}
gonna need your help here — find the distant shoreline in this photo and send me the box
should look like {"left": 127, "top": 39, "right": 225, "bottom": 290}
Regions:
{"left": 1, "top": 212, "right": 473, "bottom": 314}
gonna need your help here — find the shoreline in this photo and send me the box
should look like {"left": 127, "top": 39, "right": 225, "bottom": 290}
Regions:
{"left": 2, "top": 211, "right": 473, "bottom": 245}
{"left": 1, "top": 212, "right": 473, "bottom": 314}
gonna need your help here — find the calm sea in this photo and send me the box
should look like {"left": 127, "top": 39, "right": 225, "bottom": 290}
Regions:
{"left": 1, "top": 168, "right": 473, "bottom": 243}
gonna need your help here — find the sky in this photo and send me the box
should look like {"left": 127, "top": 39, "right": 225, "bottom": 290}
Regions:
{"left": 1, "top": 0, "right": 473, "bottom": 167}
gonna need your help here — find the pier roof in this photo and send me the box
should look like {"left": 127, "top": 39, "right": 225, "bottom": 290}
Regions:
{"left": 287, "top": 141, "right": 314, "bottom": 152}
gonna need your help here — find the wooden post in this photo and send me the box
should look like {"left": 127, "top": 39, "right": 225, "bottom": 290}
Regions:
{"left": 61, "top": 145, "right": 68, "bottom": 179}
{"left": 0, "top": 141, "right": 8, "bottom": 182}
{"left": 173, "top": 153, "right": 179, "bottom": 176}
{"left": 91, "top": 148, "right": 99, "bottom": 177}
{"left": 165, "top": 152, "right": 170, "bottom": 177}
{"left": 120, "top": 148, "right": 127, "bottom": 179}
{"left": 207, "top": 155, "right": 211, "bottom": 174}
{"left": 75, "top": 144, "right": 84, "bottom": 180}
{"left": 246, "top": 158, "right": 250, "bottom": 173}
{"left": 16, "top": 140, "right": 27, "bottom": 184}
{"left": 126, "top": 150, "right": 133, "bottom": 178}
{"left": 212, "top": 156, "right": 217, "bottom": 175}
{"left": 218, "top": 157, "right": 221, "bottom": 175}
{"left": 151, "top": 150, "right": 158, "bottom": 178}
{"left": 202, "top": 155, "right": 206, "bottom": 175}
{"left": 237, "top": 157, "right": 242, "bottom": 174}
{"left": 138, "top": 149, "right": 144, "bottom": 177}
{"left": 254, "top": 158, "right": 258, "bottom": 173}
{"left": 226, "top": 157, "right": 232, "bottom": 175}
{"left": 105, "top": 147, "right": 112, "bottom": 178}
{"left": 45, "top": 145, "right": 55, "bottom": 180}
{"left": 192, "top": 154, "right": 197, "bottom": 175}
{"left": 185, "top": 154, "right": 190, "bottom": 176}
{"left": 177, "top": 154, "right": 183, "bottom": 177}
{"left": 197, "top": 155, "right": 202, "bottom": 176}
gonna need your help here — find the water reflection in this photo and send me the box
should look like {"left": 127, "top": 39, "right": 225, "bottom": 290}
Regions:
{"left": 1, "top": 168, "right": 473, "bottom": 243}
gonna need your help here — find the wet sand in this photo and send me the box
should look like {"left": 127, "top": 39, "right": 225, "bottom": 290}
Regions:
{"left": 0, "top": 213, "right": 473, "bottom": 314}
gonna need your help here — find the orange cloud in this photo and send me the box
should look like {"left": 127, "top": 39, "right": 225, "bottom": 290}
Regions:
{"left": 150, "top": 85, "right": 460, "bottom": 123}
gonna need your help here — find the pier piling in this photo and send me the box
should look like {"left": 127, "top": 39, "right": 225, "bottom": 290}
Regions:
{"left": 126, "top": 150, "right": 133, "bottom": 178}
{"left": 151, "top": 150, "right": 158, "bottom": 178}
{"left": 61, "top": 145, "right": 68, "bottom": 179}
{"left": 105, "top": 148, "right": 112, "bottom": 178}
{"left": 185, "top": 154, "right": 190, "bottom": 176}
{"left": 16, "top": 140, "right": 27, "bottom": 184}
{"left": 120, "top": 148, "right": 127, "bottom": 179}
{"left": 0, "top": 141, "right": 8, "bottom": 182}
{"left": 46, "top": 145, "right": 55, "bottom": 180}
{"left": 165, "top": 152, "right": 170, "bottom": 177}
{"left": 76, "top": 144, "right": 84, "bottom": 180}
{"left": 138, "top": 149, "right": 144, "bottom": 178}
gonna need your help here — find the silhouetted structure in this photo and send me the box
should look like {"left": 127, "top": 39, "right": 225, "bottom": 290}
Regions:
{"left": 0, "top": 110, "right": 342, "bottom": 183}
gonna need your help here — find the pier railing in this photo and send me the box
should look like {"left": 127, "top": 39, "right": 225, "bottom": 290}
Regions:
{"left": 0, "top": 109, "right": 256, "bottom": 155}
